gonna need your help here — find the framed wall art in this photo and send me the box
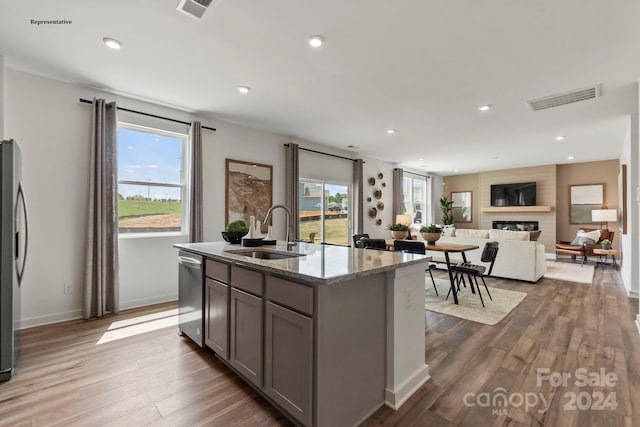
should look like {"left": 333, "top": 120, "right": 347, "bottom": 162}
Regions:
{"left": 451, "top": 191, "right": 472, "bottom": 223}
{"left": 225, "top": 159, "right": 273, "bottom": 226}
{"left": 569, "top": 183, "right": 604, "bottom": 224}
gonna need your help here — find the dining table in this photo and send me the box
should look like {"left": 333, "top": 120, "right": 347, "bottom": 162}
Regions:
{"left": 386, "top": 240, "right": 480, "bottom": 304}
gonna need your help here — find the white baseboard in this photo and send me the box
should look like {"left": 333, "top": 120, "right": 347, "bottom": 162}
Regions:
{"left": 384, "top": 365, "right": 431, "bottom": 410}
{"left": 19, "top": 309, "right": 83, "bottom": 329}
{"left": 19, "top": 294, "right": 178, "bottom": 330}
{"left": 120, "top": 293, "right": 178, "bottom": 311}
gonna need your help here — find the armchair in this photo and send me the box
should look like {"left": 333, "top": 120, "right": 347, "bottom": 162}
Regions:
{"left": 555, "top": 228, "right": 614, "bottom": 266}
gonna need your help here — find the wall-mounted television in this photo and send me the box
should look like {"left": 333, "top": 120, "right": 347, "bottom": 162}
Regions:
{"left": 490, "top": 182, "right": 536, "bottom": 207}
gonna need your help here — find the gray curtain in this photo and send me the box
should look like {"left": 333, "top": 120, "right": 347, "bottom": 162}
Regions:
{"left": 285, "top": 143, "right": 299, "bottom": 240}
{"left": 84, "top": 98, "right": 119, "bottom": 319}
{"left": 353, "top": 159, "right": 364, "bottom": 234}
{"left": 392, "top": 167, "right": 404, "bottom": 219}
{"left": 189, "top": 121, "right": 203, "bottom": 243}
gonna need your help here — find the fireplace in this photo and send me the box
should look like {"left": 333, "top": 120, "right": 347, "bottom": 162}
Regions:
{"left": 492, "top": 220, "right": 539, "bottom": 231}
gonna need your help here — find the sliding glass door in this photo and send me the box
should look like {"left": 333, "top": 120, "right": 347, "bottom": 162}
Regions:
{"left": 299, "top": 180, "right": 351, "bottom": 245}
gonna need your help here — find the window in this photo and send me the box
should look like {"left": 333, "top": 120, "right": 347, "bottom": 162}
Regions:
{"left": 117, "top": 123, "right": 188, "bottom": 234}
{"left": 402, "top": 175, "right": 431, "bottom": 226}
{"left": 299, "top": 179, "right": 351, "bottom": 245}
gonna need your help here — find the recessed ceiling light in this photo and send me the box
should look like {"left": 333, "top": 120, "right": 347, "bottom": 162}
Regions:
{"left": 237, "top": 86, "right": 251, "bottom": 94}
{"left": 419, "top": 157, "right": 424, "bottom": 161}
{"left": 568, "top": 156, "right": 575, "bottom": 160}
{"left": 556, "top": 135, "right": 565, "bottom": 141}
{"left": 453, "top": 169, "right": 459, "bottom": 172}
{"left": 308, "top": 35, "right": 324, "bottom": 47}
{"left": 103, "top": 37, "right": 122, "bottom": 50}
{"left": 478, "top": 104, "right": 491, "bottom": 112}
{"left": 386, "top": 129, "right": 396, "bottom": 134}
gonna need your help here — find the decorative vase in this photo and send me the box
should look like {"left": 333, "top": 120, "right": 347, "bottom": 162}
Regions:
{"left": 421, "top": 232, "right": 441, "bottom": 245}
{"left": 391, "top": 230, "right": 408, "bottom": 239}
{"left": 602, "top": 243, "right": 611, "bottom": 250}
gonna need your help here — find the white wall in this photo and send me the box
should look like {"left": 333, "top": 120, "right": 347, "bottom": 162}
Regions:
{"left": 619, "top": 122, "right": 637, "bottom": 297}
{"left": 362, "top": 158, "right": 396, "bottom": 238}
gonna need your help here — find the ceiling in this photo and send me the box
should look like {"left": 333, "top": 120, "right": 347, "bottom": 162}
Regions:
{"left": 1, "top": 0, "right": 639, "bottom": 175}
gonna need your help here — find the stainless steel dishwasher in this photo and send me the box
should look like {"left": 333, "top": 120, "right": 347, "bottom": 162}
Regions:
{"left": 178, "top": 251, "right": 204, "bottom": 347}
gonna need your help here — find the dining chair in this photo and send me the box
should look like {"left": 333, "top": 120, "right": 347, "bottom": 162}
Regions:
{"left": 360, "top": 238, "right": 387, "bottom": 250}
{"left": 352, "top": 233, "right": 370, "bottom": 248}
{"left": 393, "top": 240, "right": 439, "bottom": 296}
{"left": 448, "top": 241, "right": 499, "bottom": 307}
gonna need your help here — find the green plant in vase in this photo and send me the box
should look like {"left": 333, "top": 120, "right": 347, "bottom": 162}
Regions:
{"left": 387, "top": 223, "right": 409, "bottom": 239}
{"left": 440, "top": 195, "right": 455, "bottom": 226}
{"left": 601, "top": 239, "right": 612, "bottom": 250}
{"left": 222, "top": 220, "right": 249, "bottom": 244}
{"left": 420, "top": 224, "right": 442, "bottom": 244}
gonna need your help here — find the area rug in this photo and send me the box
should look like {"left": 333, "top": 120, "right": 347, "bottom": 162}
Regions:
{"left": 425, "top": 278, "right": 527, "bottom": 325}
{"left": 544, "top": 261, "right": 594, "bottom": 284}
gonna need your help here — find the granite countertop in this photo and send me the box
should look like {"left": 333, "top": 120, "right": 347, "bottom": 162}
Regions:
{"left": 174, "top": 241, "right": 429, "bottom": 285}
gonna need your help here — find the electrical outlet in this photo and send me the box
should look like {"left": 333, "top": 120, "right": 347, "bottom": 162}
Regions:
{"left": 64, "top": 283, "right": 72, "bottom": 294}
{"left": 405, "top": 288, "right": 412, "bottom": 307}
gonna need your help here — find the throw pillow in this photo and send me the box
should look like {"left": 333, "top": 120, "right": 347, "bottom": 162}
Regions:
{"left": 455, "top": 229, "right": 469, "bottom": 238}
{"left": 570, "top": 236, "right": 596, "bottom": 246}
{"left": 528, "top": 230, "right": 542, "bottom": 241}
{"left": 489, "top": 229, "right": 529, "bottom": 241}
{"left": 577, "top": 229, "right": 601, "bottom": 242}
{"left": 468, "top": 229, "right": 490, "bottom": 238}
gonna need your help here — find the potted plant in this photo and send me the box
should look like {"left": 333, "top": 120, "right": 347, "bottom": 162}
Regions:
{"left": 601, "top": 239, "right": 612, "bottom": 250}
{"left": 420, "top": 224, "right": 442, "bottom": 244}
{"left": 222, "top": 220, "right": 249, "bottom": 244}
{"left": 387, "top": 223, "right": 409, "bottom": 239}
{"left": 440, "top": 195, "right": 455, "bottom": 227}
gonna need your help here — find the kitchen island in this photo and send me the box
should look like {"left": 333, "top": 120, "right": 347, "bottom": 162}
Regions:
{"left": 174, "top": 241, "right": 430, "bottom": 427}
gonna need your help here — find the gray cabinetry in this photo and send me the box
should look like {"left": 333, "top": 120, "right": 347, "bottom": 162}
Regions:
{"left": 229, "top": 287, "right": 263, "bottom": 387}
{"left": 205, "top": 278, "right": 228, "bottom": 359}
{"left": 265, "top": 301, "right": 313, "bottom": 427}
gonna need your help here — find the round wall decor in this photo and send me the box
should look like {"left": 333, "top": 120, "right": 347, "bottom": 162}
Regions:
{"left": 373, "top": 188, "right": 382, "bottom": 199}
{"left": 376, "top": 219, "right": 382, "bottom": 225}
{"left": 368, "top": 207, "right": 377, "bottom": 218}
{"left": 377, "top": 201, "right": 384, "bottom": 210}
{"left": 378, "top": 173, "right": 384, "bottom": 179}
{"left": 366, "top": 196, "right": 372, "bottom": 202}
{"left": 368, "top": 177, "right": 376, "bottom": 186}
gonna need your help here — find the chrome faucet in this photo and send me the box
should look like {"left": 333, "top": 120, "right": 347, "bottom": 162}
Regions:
{"left": 264, "top": 204, "right": 297, "bottom": 250}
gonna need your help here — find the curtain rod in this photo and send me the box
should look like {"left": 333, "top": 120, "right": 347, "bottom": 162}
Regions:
{"left": 79, "top": 98, "right": 216, "bottom": 131}
{"left": 284, "top": 143, "right": 361, "bottom": 162}
{"left": 400, "top": 168, "right": 432, "bottom": 179}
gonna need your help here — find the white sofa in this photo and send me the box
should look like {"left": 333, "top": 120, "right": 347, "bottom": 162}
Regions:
{"left": 424, "top": 230, "right": 546, "bottom": 282}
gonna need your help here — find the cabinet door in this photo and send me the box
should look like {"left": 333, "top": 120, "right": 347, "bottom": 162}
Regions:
{"left": 205, "top": 278, "right": 229, "bottom": 359}
{"left": 265, "top": 302, "right": 313, "bottom": 427}
{"left": 229, "top": 288, "right": 263, "bottom": 387}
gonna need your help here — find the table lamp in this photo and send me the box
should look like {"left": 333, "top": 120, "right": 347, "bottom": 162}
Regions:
{"left": 591, "top": 209, "right": 617, "bottom": 230}
{"left": 395, "top": 214, "right": 413, "bottom": 239}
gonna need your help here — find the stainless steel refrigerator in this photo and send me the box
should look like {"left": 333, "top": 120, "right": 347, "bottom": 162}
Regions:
{"left": 0, "top": 139, "right": 28, "bottom": 382}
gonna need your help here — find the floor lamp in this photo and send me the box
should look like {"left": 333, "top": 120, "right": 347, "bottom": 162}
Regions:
{"left": 591, "top": 208, "right": 617, "bottom": 230}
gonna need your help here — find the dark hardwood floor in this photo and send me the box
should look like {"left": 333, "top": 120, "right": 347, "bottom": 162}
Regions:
{"left": 1, "top": 261, "right": 638, "bottom": 426}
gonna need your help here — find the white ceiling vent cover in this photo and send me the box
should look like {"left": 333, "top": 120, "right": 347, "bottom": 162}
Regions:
{"left": 527, "top": 85, "right": 600, "bottom": 111}
{"left": 176, "top": 0, "right": 214, "bottom": 19}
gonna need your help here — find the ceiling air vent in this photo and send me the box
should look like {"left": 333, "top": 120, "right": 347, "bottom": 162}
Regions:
{"left": 176, "top": 0, "right": 215, "bottom": 19}
{"left": 527, "top": 85, "right": 600, "bottom": 111}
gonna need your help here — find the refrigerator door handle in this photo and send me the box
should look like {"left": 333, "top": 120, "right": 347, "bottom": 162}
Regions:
{"left": 15, "top": 182, "right": 28, "bottom": 285}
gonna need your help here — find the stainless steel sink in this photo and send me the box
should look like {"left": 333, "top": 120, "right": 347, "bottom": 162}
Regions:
{"left": 225, "top": 249, "right": 305, "bottom": 260}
